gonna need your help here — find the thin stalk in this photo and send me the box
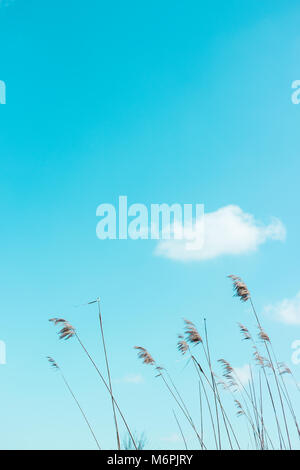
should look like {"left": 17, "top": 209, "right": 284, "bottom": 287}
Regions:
{"left": 222, "top": 381, "right": 260, "bottom": 449}
{"left": 162, "top": 367, "right": 205, "bottom": 449}
{"left": 75, "top": 333, "right": 138, "bottom": 450}
{"left": 159, "top": 370, "right": 207, "bottom": 449}
{"left": 259, "top": 369, "right": 265, "bottom": 450}
{"left": 270, "top": 343, "right": 300, "bottom": 439}
{"left": 204, "top": 319, "right": 221, "bottom": 450}
{"left": 245, "top": 338, "right": 283, "bottom": 448}
{"left": 96, "top": 298, "right": 120, "bottom": 450}
{"left": 277, "top": 379, "right": 300, "bottom": 439}
{"left": 250, "top": 299, "right": 291, "bottom": 449}
{"left": 192, "top": 355, "right": 240, "bottom": 449}
{"left": 194, "top": 329, "right": 237, "bottom": 450}
{"left": 173, "top": 410, "right": 188, "bottom": 450}
{"left": 248, "top": 368, "right": 262, "bottom": 448}
{"left": 60, "top": 372, "right": 101, "bottom": 450}
{"left": 48, "top": 357, "right": 101, "bottom": 450}
{"left": 198, "top": 381, "right": 204, "bottom": 448}
{"left": 190, "top": 357, "right": 218, "bottom": 449}
{"left": 263, "top": 365, "right": 285, "bottom": 449}
{"left": 265, "top": 345, "right": 291, "bottom": 449}
{"left": 231, "top": 365, "right": 275, "bottom": 449}
{"left": 164, "top": 369, "right": 195, "bottom": 425}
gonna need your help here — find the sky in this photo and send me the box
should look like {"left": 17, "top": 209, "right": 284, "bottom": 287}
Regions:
{"left": 0, "top": 0, "right": 300, "bottom": 450}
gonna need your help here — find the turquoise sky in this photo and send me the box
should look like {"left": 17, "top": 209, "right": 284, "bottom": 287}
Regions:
{"left": 0, "top": 0, "right": 299, "bottom": 450}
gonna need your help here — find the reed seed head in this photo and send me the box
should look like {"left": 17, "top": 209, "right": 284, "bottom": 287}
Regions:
{"left": 279, "top": 363, "right": 292, "bottom": 375}
{"left": 218, "top": 358, "right": 233, "bottom": 375}
{"left": 253, "top": 347, "right": 271, "bottom": 368}
{"left": 184, "top": 319, "right": 202, "bottom": 345}
{"left": 238, "top": 323, "right": 252, "bottom": 341}
{"left": 49, "top": 318, "right": 67, "bottom": 325}
{"left": 49, "top": 318, "right": 76, "bottom": 340}
{"left": 217, "top": 379, "right": 230, "bottom": 391}
{"left": 177, "top": 335, "right": 189, "bottom": 355}
{"left": 235, "top": 400, "right": 245, "bottom": 417}
{"left": 258, "top": 327, "right": 270, "bottom": 343}
{"left": 253, "top": 349, "right": 265, "bottom": 367}
{"left": 134, "top": 346, "right": 155, "bottom": 365}
{"left": 218, "top": 358, "right": 237, "bottom": 388}
{"left": 47, "top": 356, "right": 59, "bottom": 370}
{"left": 228, "top": 275, "right": 251, "bottom": 302}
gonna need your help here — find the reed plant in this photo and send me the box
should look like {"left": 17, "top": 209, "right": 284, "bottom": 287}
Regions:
{"left": 47, "top": 276, "right": 299, "bottom": 450}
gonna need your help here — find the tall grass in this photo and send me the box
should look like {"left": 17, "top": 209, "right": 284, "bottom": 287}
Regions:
{"left": 48, "top": 317, "right": 137, "bottom": 449}
{"left": 135, "top": 276, "right": 299, "bottom": 450}
{"left": 47, "top": 276, "right": 299, "bottom": 450}
{"left": 88, "top": 298, "right": 121, "bottom": 449}
{"left": 47, "top": 356, "right": 101, "bottom": 450}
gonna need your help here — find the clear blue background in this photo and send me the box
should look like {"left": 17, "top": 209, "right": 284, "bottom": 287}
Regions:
{"left": 0, "top": 0, "right": 299, "bottom": 449}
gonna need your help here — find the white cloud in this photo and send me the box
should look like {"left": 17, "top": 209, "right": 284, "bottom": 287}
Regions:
{"left": 155, "top": 205, "right": 285, "bottom": 261}
{"left": 234, "top": 364, "right": 251, "bottom": 386}
{"left": 115, "top": 374, "right": 144, "bottom": 384}
{"left": 265, "top": 292, "right": 300, "bottom": 325}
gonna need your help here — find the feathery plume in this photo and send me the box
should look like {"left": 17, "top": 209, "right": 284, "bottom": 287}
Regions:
{"left": 228, "top": 275, "right": 251, "bottom": 302}
{"left": 238, "top": 323, "right": 251, "bottom": 341}
{"left": 49, "top": 318, "right": 76, "bottom": 340}
{"left": 218, "top": 359, "right": 237, "bottom": 389}
{"left": 218, "top": 359, "right": 233, "bottom": 376}
{"left": 253, "top": 348, "right": 271, "bottom": 368}
{"left": 217, "top": 378, "right": 231, "bottom": 391}
{"left": 279, "top": 363, "right": 292, "bottom": 376}
{"left": 49, "top": 318, "right": 67, "bottom": 325}
{"left": 184, "top": 319, "right": 202, "bottom": 345}
{"left": 253, "top": 349, "right": 265, "bottom": 367}
{"left": 234, "top": 400, "right": 245, "bottom": 417}
{"left": 134, "top": 346, "right": 155, "bottom": 365}
{"left": 177, "top": 335, "right": 189, "bottom": 355}
{"left": 47, "top": 356, "right": 59, "bottom": 369}
{"left": 258, "top": 327, "right": 270, "bottom": 343}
